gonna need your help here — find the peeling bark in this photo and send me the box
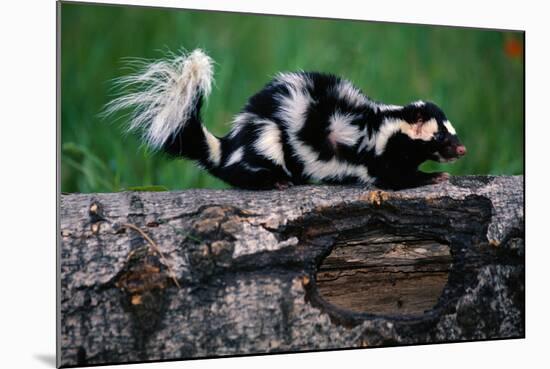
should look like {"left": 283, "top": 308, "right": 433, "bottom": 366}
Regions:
{"left": 59, "top": 175, "right": 524, "bottom": 367}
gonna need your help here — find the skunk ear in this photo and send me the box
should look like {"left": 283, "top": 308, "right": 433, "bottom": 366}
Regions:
{"left": 415, "top": 110, "right": 425, "bottom": 123}
{"left": 402, "top": 103, "right": 427, "bottom": 124}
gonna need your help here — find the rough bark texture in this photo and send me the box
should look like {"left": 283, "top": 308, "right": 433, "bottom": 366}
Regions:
{"left": 59, "top": 175, "right": 524, "bottom": 367}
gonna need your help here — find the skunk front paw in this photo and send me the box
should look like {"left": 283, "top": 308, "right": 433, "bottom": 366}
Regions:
{"left": 430, "top": 172, "right": 450, "bottom": 184}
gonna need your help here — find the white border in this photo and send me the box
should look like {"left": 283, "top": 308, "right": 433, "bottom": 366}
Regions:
{"left": 2, "top": 0, "right": 547, "bottom": 368}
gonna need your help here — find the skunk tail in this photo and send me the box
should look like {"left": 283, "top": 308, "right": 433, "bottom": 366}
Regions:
{"left": 104, "top": 49, "right": 222, "bottom": 168}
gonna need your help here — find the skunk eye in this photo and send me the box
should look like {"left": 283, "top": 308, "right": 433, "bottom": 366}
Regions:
{"left": 434, "top": 131, "right": 445, "bottom": 141}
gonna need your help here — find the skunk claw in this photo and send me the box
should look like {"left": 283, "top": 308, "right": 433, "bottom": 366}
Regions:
{"left": 432, "top": 172, "right": 450, "bottom": 184}
{"left": 274, "top": 181, "right": 294, "bottom": 190}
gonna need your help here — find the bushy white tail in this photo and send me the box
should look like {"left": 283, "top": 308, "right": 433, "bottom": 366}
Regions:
{"left": 104, "top": 49, "right": 214, "bottom": 149}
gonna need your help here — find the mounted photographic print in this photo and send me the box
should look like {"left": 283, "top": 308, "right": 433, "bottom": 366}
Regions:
{"left": 58, "top": 1, "right": 525, "bottom": 367}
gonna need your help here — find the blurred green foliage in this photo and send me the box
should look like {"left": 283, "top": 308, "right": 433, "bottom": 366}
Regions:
{"left": 60, "top": 3, "right": 524, "bottom": 193}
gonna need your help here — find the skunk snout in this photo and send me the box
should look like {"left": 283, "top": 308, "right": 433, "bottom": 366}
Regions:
{"left": 435, "top": 141, "right": 467, "bottom": 162}
{"left": 456, "top": 145, "right": 467, "bottom": 156}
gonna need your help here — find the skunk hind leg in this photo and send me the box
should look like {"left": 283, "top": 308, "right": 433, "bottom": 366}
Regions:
{"left": 274, "top": 181, "right": 294, "bottom": 190}
{"left": 212, "top": 163, "right": 293, "bottom": 190}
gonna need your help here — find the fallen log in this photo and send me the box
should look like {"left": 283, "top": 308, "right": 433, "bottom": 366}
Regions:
{"left": 58, "top": 175, "right": 524, "bottom": 367}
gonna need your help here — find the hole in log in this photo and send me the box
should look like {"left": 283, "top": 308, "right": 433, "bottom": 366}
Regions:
{"left": 316, "top": 228, "right": 452, "bottom": 316}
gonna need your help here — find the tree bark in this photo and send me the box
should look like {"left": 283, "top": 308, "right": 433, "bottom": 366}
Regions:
{"left": 59, "top": 175, "right": 524, "bottom": 367}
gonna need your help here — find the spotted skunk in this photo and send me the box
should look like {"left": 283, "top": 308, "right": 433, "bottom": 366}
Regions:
{"left": 104, "top": 49, "right": 466, "bottom": 190}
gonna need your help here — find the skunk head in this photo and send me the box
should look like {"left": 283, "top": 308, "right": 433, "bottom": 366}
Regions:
{"left": 397, "top": 101, "right": 466, "bottom": 163}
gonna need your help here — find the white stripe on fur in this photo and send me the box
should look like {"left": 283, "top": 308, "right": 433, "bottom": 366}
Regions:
{"left": 228, "top": 112, "right": 257, "bottom": 139}
{"left": 275, "top": 72, "right": 310, "bottom": 92}
{"left": 254, "top": 119, "right": 290, "bottom": 175}
{"left": 376, "top": 104, "right": 403, "bottom": 112}
{"left": 202, "top": 126, "right": 221, "bottom": 166}
{"left": 359, "top": 118, "right": 440, "bottom": 156}
{"left": 275, "top": 73, "right": 312, "bottom": 132}
{"left": 373, "top": 119, "right": 403, "bottom": 155}
{"left": 443, "top": 120, "right": 457, "bottom": 135}
{"left": 294, "top": 141, "right": 371, "bottom": 183}
{"left": 334, "top": 80, "right": 369, "bottom": 108}
{"left": 329, "top": 112, "right": 361, "bottom": 146}
{"left": 400, "top": 118, "right": 439, "bottom": 141}
{"left": 224, "top": 147, "right": 244, "bottom": 167}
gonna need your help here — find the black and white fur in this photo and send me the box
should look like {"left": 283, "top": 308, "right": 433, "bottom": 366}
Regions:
{"left": 105, "top": 49, "right": 466, "bottom": 190}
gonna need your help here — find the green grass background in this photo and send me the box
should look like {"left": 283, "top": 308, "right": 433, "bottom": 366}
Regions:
{"left": 60, "top": 2, "right": 524, "bottom": 193}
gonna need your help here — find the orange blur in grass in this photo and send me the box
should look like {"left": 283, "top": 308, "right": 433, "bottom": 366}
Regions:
{"left": 504, "top": 38, "right": 523, "bottom": 58}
